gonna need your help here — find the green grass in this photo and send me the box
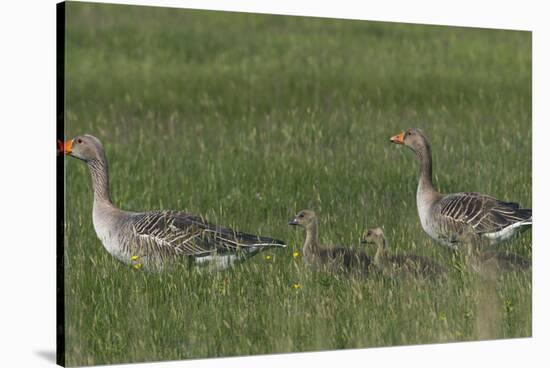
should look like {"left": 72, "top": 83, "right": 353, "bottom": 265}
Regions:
{"left": 63, "top": 2, "right": 532, "bottom": 366}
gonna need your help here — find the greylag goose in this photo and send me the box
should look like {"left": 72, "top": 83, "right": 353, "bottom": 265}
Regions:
{"left": 460, "top": 231, "right": 531, "bottom": 277}
{"left": 60, "top": 134, "right": 286, "bottom": 270}
{"left": 390, "top": 128, "right": 532, "bottom": 248}
{"left": 288, "top": 209, "right": 372, "bottom": 275}
{"left": 361, "top": 227, "right": 447, "bottom": 278}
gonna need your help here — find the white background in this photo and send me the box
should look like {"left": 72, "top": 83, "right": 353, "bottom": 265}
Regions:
{"left": 0, "top": 0, "right": 548, "bottom": 367}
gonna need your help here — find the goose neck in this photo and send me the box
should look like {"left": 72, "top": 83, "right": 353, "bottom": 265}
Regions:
{"left": 374, "top": 237, "right": 388, "bottom": 265}
{"left": 415, "top": 142, "right": 437, "bottom": 196}
{"left": 87, "top": 157, "right": 113, "bottom": 206}
{"left": 304, "top": 220, "right": 320, "bottom": 256}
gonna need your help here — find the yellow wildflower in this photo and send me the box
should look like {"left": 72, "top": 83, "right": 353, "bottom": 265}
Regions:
{"left": 133, "top": 263, "right": 142, "bottom": 270}
{"left": 291, "top": 282, "right": 301, "bottom": 290}
{"left": 131, "top": 255, "right": 139, "bottom": 261}
{"left": 264, "top": 255, "right": 273, "bottom": 262}
{"left": 292, "top": 251, "right": 300, "bottom": 258}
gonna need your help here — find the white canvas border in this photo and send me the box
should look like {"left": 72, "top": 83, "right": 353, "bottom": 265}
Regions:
{"left": 0, "top": 1, "right": 547, "bottom": 367}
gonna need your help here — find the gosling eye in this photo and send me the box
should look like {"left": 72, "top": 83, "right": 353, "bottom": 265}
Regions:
{"left": 76, "top": 138, "right": 83, "bottom": 144}
{"left": 299, "top": 213, "right": 305, "bottom": 218}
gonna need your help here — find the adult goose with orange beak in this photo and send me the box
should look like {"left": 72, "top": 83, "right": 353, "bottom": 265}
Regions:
{"left": 60, "top": 134, "right": 286, "bottom": 270}
{"left": 390, "top": 128, "right": 531, "bottom": 248}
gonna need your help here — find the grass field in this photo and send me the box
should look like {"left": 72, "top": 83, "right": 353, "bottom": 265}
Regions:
{"left": 63, "top": 3, "right": 532, "bottom": 366}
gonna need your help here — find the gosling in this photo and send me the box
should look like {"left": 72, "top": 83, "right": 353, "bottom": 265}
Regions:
{"left": 289, "top": 209, "right": 372, "bottom": 276}
{"left": 460, "top": 230, "right": 531, "bottom": 278}
{"left": 362, "top": 227, "right": 447, "bottom": 278}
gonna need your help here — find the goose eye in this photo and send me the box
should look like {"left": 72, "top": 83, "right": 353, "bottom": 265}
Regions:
{"left": 299, "top": 213, "right": 305, "bottom": 218}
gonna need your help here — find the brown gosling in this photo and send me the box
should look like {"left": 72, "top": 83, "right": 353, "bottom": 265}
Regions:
{"left": 361, "top": 227, "right": 447, "bottom": 279}
{"left": 288, "top": 209, "right": 372, "bottom": 276}
{"left": 460, "top": 230, "right": 531, "bottom": 279}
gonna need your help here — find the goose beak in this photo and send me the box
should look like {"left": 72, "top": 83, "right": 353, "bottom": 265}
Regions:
{"left": 59, "top": 139, "right": 73, "bottom": 155}
{"left": 390, "top": 132, "right": 405, "bottom": 144}
{"left": 288, "top": 218, "right": 299, "bottom": 226}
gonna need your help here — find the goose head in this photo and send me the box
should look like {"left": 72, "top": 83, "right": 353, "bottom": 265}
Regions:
{"left": 59, "top": 134, "right": 106, "bottom": 163}
{"left": 288, "top": 209, "right": 317, "bottom": 229}
{"left": 390, "top": 128, "right": 429, "bottom": 154}
{"left": 361, "top": 227, "right": 386, "bottom": 247}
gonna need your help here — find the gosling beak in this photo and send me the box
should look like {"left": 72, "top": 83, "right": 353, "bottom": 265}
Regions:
{"left": 288, "top": 218, "right": 299, "bottom": 226}
{"left": 390, "top": 132, "right": 405, "bottom": 144}
{"left": 58, "top": 139, "right": 73, "bottom": 155}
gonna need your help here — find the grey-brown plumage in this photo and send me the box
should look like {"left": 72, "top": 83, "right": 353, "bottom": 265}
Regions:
{"left": 390, "top": 128, "right": 532, "bottom": 248}
{"left": 460, "top": 231, "right": 531, "bottom": 278}
{"left": 436, "top": 192, "right": 531, "bottom": 240}
{"left": 361, "top": 227, "right": 447, "bottom": 278}
{"left": 62, "top": 134, "right": 286, "bottom": 270}
{"left": 288, "top": 210, "right": 372, "bottom": 276}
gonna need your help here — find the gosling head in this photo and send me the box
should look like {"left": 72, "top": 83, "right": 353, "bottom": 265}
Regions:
{"left": 390, "top": 128, "right": 430, "bottom": 155}
{"left": 59, "top": 134, "right": 106, "bottom": 163}
{"left": 288, "top": 209, "right": 317, "bottom": 229}
{"left": 458, "top": 229, "right": 482, "bottom": 254}
{"left": 361, "top": 227, "right": 386, "bottom": 246}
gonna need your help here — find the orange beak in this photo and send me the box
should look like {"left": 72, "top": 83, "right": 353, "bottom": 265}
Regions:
{"left": 390, "top": 132, "right": 405, "bottom": 144}
{"left": 58, "top": 139, "right": 73, "bottom": 155}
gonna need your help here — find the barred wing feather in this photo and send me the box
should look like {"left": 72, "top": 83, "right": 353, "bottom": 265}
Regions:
{"left": 437, "top": 192, "right": 532, "bottom": 236}
{"left": 129, "top": 211, "right": 285, "bottom": 258}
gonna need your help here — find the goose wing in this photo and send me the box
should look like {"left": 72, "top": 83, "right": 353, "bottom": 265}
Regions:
{"left": 326, "top": 247, "right": 371, "bottom": 269}
{"left": 437, "top": 192, "right": 531, "bottom": 237}
{"left": 483, "top": 250, "right": 532, "bottom": 271}
{"left": 398, "top": 254, "right": 446, "bottom": 275}
{"left": 129, "top": 210, "right": 285, "bottom": 258}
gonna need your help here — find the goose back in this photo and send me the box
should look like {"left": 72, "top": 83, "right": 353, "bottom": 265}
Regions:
{"left": 115, "top": 210, "right": 285, "bottom": 267}
{"left": 481, "top": 251, "right": 531, "bottom": 272}
{"left": 432, "top": 192, "right": 532, "bottom": 246}
{"left": 384, "top": 254, "right": 447, "bottom": 278}
{"left": 315, "top": 246, "right": 372, "bottom": 275}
